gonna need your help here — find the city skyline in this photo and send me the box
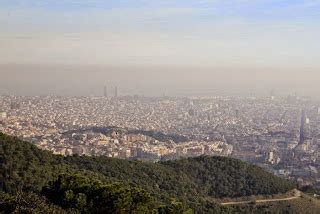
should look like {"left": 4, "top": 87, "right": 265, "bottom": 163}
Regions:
{"left": 1, "top": 64, "right": 320, "bottom": 97}
{"left": 1, "top": 1, "right": 320, "bottom": 212}
{"left": 1, "top": 94, "right": 319, "bottom": 187}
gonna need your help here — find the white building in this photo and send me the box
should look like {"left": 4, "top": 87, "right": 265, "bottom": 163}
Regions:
{"left": 0, "top": 112, "right": 7, "bottom": 119}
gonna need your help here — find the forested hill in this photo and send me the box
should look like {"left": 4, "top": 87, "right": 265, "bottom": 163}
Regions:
{"left": 0, "top": 132, "right": 296, "bottom": 213}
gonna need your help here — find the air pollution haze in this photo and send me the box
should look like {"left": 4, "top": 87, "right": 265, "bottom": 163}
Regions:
{"left": 0, "top": 0, "right": 320, "bottom": 97}
{"left": 0, "top": 64, "right": 319, "bottom": 97}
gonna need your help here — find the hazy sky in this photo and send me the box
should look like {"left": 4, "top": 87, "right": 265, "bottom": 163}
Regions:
{"left": 0, "top": 0, "right": 320, "bottom": 96}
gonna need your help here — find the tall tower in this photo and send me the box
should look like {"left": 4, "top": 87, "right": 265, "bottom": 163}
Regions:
{"left": 104, "top": 86, "right": 108, "bottom": 97}
{"left": 270, "top": 89, "right": 275, "bottom": 100}
{"left": 299, "top": 110, "right": 306, "bottom": 145}
{"left": 114, "top": 86, "right": 118, "bottom": 98}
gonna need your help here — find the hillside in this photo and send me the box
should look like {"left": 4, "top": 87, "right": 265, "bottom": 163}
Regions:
{"left": 0, "top": 132, "right": 307, "bottom": 213}
{"left": 230, "top": 194, "right": 320, "bottom": 214}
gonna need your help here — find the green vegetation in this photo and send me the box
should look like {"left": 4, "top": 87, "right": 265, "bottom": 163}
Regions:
{"left": 0, "top": 191, "right": 68, "bottom": 213}
{"left": 1, "top": 175, "right": 193, "bottom": 214}
{"left": 43, "top": 174, "right": 157, "bottom": 213}
{"left": 0, "top": 133, "right": 303, "bottom": 213}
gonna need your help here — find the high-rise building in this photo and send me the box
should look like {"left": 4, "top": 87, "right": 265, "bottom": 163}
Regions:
{"left": 299, "top": 110, "right": 306, "bottom": 145}
{"left": 114, "top": 86, "right": 118, "bottom": 98}
{"left": 103, "top": 86, "right": 108, "bottom": 97}
{"left": 270, "top": 89, "right": 275, "bottom": 100}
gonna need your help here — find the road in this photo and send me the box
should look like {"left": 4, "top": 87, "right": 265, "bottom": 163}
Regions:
{"left": 221, "top": 190, "right": 301, "bottom": 206}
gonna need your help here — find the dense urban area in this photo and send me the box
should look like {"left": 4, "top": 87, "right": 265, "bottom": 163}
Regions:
{"left": 0, "top": 93, "right": 319, "bottom": 189}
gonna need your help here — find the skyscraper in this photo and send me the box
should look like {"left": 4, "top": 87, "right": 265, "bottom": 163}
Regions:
{"left": 104, "top": 86, "right": 108, "bottom": 97}
{"left": 114, "top": 86, "right": 118, "bottom": 98}
{"left": 270, "top": 89, "right": 275, "bottom": 100}
{"left": 299, "top": 110, "right": 306, "bottom": 145}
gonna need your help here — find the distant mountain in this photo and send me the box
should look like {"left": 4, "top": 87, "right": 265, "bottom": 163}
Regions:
{"left": 1, "top": 132, "right": 318, "bottom": 213}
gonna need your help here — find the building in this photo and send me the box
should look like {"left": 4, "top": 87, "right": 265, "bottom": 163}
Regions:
{"left": 267, "top": 151, "right": 274, "bottom": 163}
{"left": 299, "top": 110, "right": 306, "bottom": 144}
{"left": 104, "top": 86, "right": 108, "bottom": 97}
{"left": 114, "top": 86, "right": 118, "bottom": 98}
{"left": 267, "top": 151, "right": 280, "bottom": 165}
{"left": 306, "top": 118, "right": 310, "bottom": 124}
{"left": 0, "top": 112, "right": 7, "bottom": 120}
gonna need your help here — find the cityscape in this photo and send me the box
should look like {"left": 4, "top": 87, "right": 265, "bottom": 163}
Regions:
{"left": 1, "top": 0, "right": 320, "bottom": 212}
{"left": 1, "top": 91, "right": 319, "bottom": 188}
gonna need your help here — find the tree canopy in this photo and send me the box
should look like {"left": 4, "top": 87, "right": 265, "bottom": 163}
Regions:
{"left": 0, "top": 132, "right": 297, "bottom": 213}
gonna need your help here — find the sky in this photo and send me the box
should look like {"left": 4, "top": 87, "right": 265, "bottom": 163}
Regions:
{"left": 0, "top": 0, "right": 320, "bottom": 96}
